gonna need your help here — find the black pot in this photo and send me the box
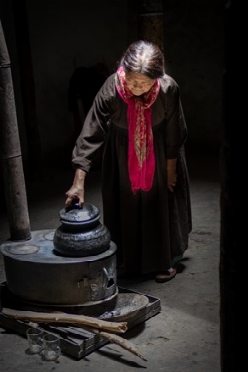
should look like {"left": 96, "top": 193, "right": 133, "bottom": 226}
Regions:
{"left": 53, "top": 203, "right": 111, "bottom": 257}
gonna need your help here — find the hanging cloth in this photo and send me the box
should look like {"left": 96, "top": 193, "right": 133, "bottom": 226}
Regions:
{"left": 115, "top": 66, "right": 160, "bottom": 193}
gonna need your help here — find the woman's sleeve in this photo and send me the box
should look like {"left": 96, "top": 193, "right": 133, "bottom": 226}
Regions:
{"left": 71, "top": 76, "right": 115, "bottom": 171}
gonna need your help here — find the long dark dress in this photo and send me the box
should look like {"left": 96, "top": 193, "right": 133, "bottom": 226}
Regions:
{"left": 71, "top": 73, "right": 192, "bottom": 275}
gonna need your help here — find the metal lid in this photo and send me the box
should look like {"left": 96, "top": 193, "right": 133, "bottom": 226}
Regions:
{"left": 59, "top": 202, "right": 100, "bottom": 225}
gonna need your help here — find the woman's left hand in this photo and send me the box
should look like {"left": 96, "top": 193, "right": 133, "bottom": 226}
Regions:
{"left": 167, "top": 168, "right": 177, "bottom": 192}
{"left": 167, "top": 158, "right": 177, "bottom": 192}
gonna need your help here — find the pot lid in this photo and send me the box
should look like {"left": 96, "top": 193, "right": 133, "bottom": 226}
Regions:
{"left": 59, "top": 202, "right": 100, "bottom": 224}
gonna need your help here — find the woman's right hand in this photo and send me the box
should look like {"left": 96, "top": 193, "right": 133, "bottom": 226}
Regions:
{"left": 65, "top": 186, "right": 84, "bottom": 206}
{"left": 65, "top": 168, "right": 86, "bottom": 206}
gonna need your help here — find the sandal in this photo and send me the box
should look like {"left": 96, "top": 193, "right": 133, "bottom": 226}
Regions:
{"left": 155, "top": 268, "right": 177, "bottom": 283}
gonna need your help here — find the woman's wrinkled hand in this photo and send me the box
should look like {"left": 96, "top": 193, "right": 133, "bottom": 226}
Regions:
{"left": 167, "top": 168, "right": 177, "bottom": 192}
{"left": 65, "top": 186, "right": 84, "bottom": 206}
{"left": 65, "top": 168, "right": 86, "bottom": 206}
{"left": 167, "top": 158, "right": 177, "bottom": 192}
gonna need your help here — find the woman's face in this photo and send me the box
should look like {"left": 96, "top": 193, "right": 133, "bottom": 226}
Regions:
{"left": 125, "top": 72, "right": 155, "bottom": 96}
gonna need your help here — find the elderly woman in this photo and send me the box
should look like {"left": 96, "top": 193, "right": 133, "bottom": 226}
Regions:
{"left": 65, "top": 40, "right": 192, "bottom": 283}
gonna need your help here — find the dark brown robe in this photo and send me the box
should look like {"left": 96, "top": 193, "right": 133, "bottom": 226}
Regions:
{"left": 72, "top": 73, "right": 192, "bottom": 276}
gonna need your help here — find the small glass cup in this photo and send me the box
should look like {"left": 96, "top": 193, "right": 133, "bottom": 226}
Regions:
{"left": 42, "top": 333, "right": 61, "bottom": 361}
{"left": 26, "top": 327, "right": 44, "bottom": 354}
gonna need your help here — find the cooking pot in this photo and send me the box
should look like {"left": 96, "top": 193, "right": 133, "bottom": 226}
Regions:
{"left": 53, "top": 202, "right": 111, "bottom": 257}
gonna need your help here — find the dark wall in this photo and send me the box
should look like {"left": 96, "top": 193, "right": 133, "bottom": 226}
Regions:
{"left": 163, "top": 1, "right": 225, "bottom": 149}
{"left": 0, "top": 0, "right": 226, "bottom": 169}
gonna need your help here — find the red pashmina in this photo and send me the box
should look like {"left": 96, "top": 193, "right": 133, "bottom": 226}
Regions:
{"left": 115, "top": 66, "right": 160, "bottom": 194}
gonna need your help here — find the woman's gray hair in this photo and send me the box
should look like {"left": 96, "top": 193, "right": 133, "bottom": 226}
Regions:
{"left": 119, "top": 40, "right": 165, "bottom": 79}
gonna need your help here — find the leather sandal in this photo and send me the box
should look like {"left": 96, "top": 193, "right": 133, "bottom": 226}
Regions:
{"left": 155, "top": 267, "right": 177, "bottom": 283}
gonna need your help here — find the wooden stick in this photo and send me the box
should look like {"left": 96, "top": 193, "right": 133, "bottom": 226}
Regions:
{"left": 99, "top": 331, "right": 147, "bottom": 361}
{"left": 2, "top": 308, "right": 147, "bottom": 361}
{"left": 1, "top": 308, "right": 128, "bottom": 334}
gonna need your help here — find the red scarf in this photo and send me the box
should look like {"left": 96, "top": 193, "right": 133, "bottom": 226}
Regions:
{"left": 115, "top": 66, "right": 160, "bottom": 194}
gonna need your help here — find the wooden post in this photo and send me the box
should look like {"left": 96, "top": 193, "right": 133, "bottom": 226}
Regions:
{"left": 137, "top": 0, "right": 164, "bottom": 51}
{"left": 12, "top": 0, "right": 41, "bottom": 178}
{"left": 0, "top": 20, "right": 31, "bottom": 241}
